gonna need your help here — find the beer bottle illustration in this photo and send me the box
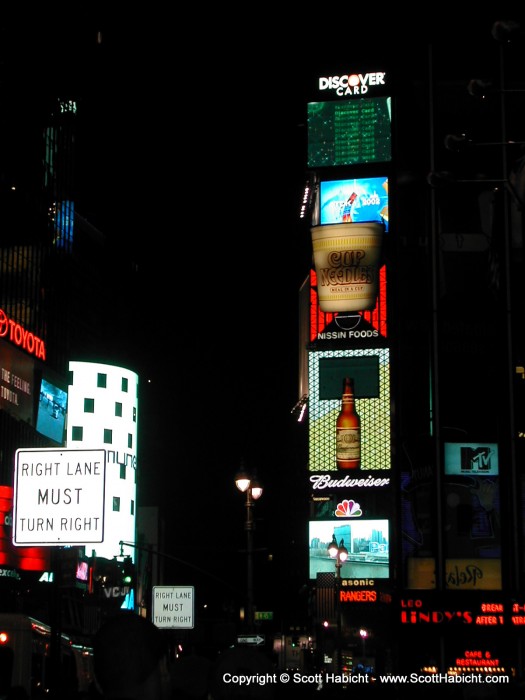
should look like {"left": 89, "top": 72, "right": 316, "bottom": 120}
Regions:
{"left": 336, "top": 376, "right": 361, "bottom": 469}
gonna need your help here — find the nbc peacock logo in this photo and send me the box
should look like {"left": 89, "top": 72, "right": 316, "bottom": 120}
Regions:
{"left": 335, "top": 499, "right": 362, "bottom": 517}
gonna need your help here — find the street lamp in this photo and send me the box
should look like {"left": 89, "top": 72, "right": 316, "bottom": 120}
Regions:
{"left": 235, "top": 466, "right": 263, "bottom": 633}
{"left": 359, "top": 628, "right": 368, "bottom": 659}
{"left": 328, "top": 535, "right": 348, "bottom": 673}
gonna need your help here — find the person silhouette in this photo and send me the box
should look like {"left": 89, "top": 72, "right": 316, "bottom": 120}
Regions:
{"left": 92, "top": 611, "right": 171, "bottom": 699}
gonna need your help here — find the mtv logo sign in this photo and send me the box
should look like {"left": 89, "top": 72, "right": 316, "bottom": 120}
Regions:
{"left": 444, "top": 442, "right": 499, "bottom": 476}
{"left": 460, "top": 447, "right": 492, "bottom": 473}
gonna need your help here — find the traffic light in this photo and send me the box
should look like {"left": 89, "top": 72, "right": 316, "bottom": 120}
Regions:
{"left": 120, "top": 556, "right": 135, "bottom": 588}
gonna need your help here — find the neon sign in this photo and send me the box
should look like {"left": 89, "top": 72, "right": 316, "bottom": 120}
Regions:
{"left": 318, "top": 72, "right": 387, "bottom": 97}
{"left": 340, "top": 590, "right": 376, "bottom": 602}
{"left": 400, "top": 599, "right": 473, "bottom": 624}
{"left": 0, "top": 308, "right": 46, "bottom": 360}
{"left": 454, "top": 651, "right": 502, "bottom": 671}
{"left": 511, "top": 602, "right": 525, "bottom": 625}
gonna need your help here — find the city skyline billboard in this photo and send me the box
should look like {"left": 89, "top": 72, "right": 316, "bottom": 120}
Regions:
{"left": 309, "top": 518, "right": 389, "bottom": 580}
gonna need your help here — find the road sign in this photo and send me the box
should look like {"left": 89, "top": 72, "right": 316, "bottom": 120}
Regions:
{"left": 152, "top": 586, "right": 194, "bottom": 629}
{"left": 237, "top": 634, "right": 265, "bottom": 646}
{"left": 13, "top": 448, "right": 106, "bottom": 545}
{"left": 254, "top": 611, "right": 273, "bottom": 621}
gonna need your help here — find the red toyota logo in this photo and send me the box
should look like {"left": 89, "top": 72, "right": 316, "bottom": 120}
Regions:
{"left": 0, "top": 309, "right": 8, "bottom": 337}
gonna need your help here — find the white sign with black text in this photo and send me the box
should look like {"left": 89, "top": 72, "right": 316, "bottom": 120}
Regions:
{"left": 13, "top": 448, "right": 106, "bottom": 546}
{"left": 152, "top": 586, "right": 194, "bottom": 629}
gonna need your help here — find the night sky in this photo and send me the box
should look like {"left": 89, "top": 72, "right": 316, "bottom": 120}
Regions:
{"left": 3, "top": 10, "right": 525, "bottom": 614}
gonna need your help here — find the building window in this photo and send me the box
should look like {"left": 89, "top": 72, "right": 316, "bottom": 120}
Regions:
{"left": 122, "top": 377, "right": 128, "bottom": 392}
{"left": 131, "top": 500, "right": 134, "bottom": 515}
{"left": 84, "top": 398, "right": 95, "bottom": 413}
{"left": 103, "top": 429, "right": 112, "bottom": 444}
{"left": 120, "top": 464, "right": 126, "bottom": 479}
{"left": 97, "top": 373, "right": 107, "bottom": 388}
{"left": 115, "top": 402, "right": 122, "bottom": 417}
{"left": 133, "top": 407, "right": 137, "bottom": 422}
{"left": 71, "top": 426, "right": 83, "bottom": 441}
{"left": 113, "top": 497, "right": 120, "bottom": 512}
{"left": 128, "top": 433, "right": 132, "bottom": 449}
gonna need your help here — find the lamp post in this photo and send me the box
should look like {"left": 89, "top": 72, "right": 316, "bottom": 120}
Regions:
{"left": 235, "top": 467, "right": 263, "bottom": 633}
{"left": 359, "top": 628, "right": 368, "bottom": 660}
{"left": 328, "top": 535, "right": 348, "bottom": 674}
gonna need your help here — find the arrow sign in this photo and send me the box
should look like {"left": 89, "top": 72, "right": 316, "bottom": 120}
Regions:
{"left": 237, "top": 635, "right": 265, "bottom": 646}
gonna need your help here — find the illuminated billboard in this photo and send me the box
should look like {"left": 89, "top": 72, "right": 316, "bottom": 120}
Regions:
{"left": 308, "top": 348, "right": 391, "bottom": 471}
{"left": 319, "top": 176, "right": 389, "bottom": 229}
{"left": 444, "top": 442, "right": 498, "bottom": 476}
{"left": 444, "top": 442, "right": 501, "bottom": 585}
{"left": 406, "top": 557, "right": 502, "bottom": 590}
{"left": 0, "top": 485, "right": 50, "bottom": 571}
{"left": 402, "top": 442, "right": 501, "bottom": 589}
{"left": 307, "top": 97, "right": 392, "bottom": 168}
{"left": 309, "top": 266, "right": 388, "bottom": 346}
{"left": 311, "top": 222, "right": 384, "bottom": 314}
{"left": 0, "top": 307, "right": 46, "bottom": 361}
{"left": 35, "top": 376, "right": 67, "bottom": 444}
{"left": 67, "top": 361, "right": 138, "bottom": 562}
{"left": 0, "top": 340, "right": 34, "bottom": 425}
{"left": 309, "top": 519, "right": 389, "bottom": 580}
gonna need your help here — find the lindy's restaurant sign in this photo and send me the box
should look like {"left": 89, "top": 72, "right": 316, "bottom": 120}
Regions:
{"left": 400, "top": 599, "right": 510, "bottom": 627}
{"left": 0, "top": 307, "right": 46, "bottom": 360}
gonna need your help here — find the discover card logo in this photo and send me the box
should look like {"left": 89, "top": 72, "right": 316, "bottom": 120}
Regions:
{"left": 318, "top": 72, "right": 387, "bottom": 96}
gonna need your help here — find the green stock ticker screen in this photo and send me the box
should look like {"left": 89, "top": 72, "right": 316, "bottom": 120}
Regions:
{"left": 307, "top": 96, "right": 392, "bottom": 168}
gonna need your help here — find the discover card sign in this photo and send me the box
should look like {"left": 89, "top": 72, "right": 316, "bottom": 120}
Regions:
{"left": 13, "top": 448, "right": 106, "bottom": 546}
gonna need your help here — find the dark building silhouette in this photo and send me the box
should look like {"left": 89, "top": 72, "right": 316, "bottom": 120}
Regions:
{"left": 0, "top": 22, "right": 143, "bottom": 697}
{"left": 302, "top": 24, "right": 525, "bottom": 682}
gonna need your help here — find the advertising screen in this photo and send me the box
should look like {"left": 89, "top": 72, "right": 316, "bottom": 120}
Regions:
{"left": 36, "top": 377, "right": 67, "bottom": 444}
{"left": 444, "top": 442, "right": 501, "bottom": 581}
{"left": 309, "top": 265, "right": 388, "bottom": 345}
{"left": 307, "top": 97, "right": 392, "bottom": 168}
{"left": 54, "top": 199, "right": 74, "bottom": 251}
{"left": 308, "top": 348, "right": 391, "bottom": 471}
{"left": 0, "top": 340, "right": 34, "bottom": 425}
{"left": 402, "top": 442, "right": 502, "bottom": 589}
{"left": 67, "top": 361, "right": 138, "bottom": 562}
{"left": 309, "top": 519, "right": 389, "bottom": 579}
{"left": 444, "top": 442, "right": 498, "bottom": 476}
{"left": 319, "top": 176, "right": 389, "bottom": 230}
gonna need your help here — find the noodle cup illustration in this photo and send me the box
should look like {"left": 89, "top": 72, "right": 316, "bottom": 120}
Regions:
{"left": 311, "top": 222, "right": 384, "bottom": 312}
